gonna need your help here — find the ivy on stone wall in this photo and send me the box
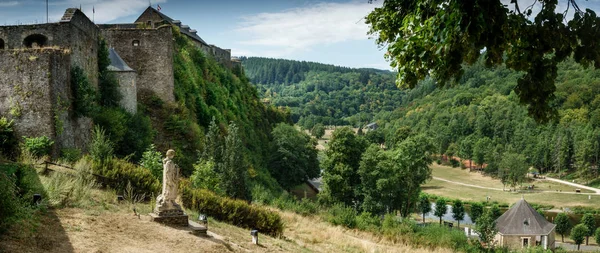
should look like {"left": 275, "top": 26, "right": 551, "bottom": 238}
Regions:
{"left": 70, "top": 66, "right": 97, "bottom": 117}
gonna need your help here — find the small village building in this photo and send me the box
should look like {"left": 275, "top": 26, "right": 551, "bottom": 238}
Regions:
{"left": 494, "top": 199, "right": 555, "bottom": 250}
{"left": 365, "top": 122, "right": 378, "bottom": 131}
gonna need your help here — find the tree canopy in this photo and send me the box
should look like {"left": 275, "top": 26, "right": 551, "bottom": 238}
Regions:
{"left": 366, "top": 0, "right": 600, "bottom": 122}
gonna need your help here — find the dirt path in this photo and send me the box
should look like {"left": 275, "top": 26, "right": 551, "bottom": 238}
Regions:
{"left": 1, "top": 208, "right": 233, "bottom": 253}
{"left": 543, "top": 176, "right": 600, "bottom": 194}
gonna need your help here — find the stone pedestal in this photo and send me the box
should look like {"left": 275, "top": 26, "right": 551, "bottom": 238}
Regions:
{"left": 149, "top": 213, "right": 189, "bottom": 227}
{"left": 189, "top": 220, "right": 208, "bottom": 236}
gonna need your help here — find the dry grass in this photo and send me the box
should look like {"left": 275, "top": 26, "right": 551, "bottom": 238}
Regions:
{"left": 426, "top": 164, "right": 600, "bottom": 208}
{"left": 205, "top": 209, "right": 453, "bottom": 253}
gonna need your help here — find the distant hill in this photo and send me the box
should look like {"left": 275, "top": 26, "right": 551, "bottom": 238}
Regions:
{"left": 240, "top": 56, "right": 402, "bottom": 128}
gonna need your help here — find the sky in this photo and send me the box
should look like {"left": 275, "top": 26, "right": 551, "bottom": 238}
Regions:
{"left": 3, "top": 1, "right": 600, "bottom": 70}
{"left": 0, "top": 0, "right": 392, "bottom": 70}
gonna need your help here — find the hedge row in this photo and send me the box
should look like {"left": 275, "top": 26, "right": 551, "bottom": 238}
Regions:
{"left": 180, "top": 180, "right": 283, "bottom": 237}
{"left": 92, "top": 157, "right": 160, "bottom": 197}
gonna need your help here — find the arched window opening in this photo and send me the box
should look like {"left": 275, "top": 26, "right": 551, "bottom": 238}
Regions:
{"left": 23, "top": 34, "right": 48, "bottom": 48}
{"left": 0, "top": 39, "right": 4, "bottom": 49}
{"left": 132, "top": 40, "right": 140, "bottom": 47}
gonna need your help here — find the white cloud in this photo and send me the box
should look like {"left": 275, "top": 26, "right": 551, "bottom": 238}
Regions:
{"left": 0, "top": 1, "right": 19, "bottom": 7}
{"left": 235, "top": 1, "right": 381, "bottom": 57}
{"left": 49, "top": 0, "right": 166, "bottom": 23}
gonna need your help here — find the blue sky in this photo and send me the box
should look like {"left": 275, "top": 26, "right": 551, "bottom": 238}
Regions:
{"left": 0, "top": 0, "right": 391, "bottom": 70}
{"left": 3, "top": 1, "right": 600, "bottom": 70}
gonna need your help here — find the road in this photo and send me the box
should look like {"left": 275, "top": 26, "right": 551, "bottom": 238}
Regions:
{"left": 542, "top": 176, "right": 600, "bottom": 194}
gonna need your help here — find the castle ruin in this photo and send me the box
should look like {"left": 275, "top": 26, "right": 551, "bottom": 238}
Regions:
{"left": 0, "top": 7, "right": 240, "bottom": 156}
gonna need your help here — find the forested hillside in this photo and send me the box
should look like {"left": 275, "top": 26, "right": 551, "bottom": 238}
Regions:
{"left": 241, "top": 57, "right": 403, "bottom": 127}
{"left": 373, "top": 58, "right": 600, "bottom": 183}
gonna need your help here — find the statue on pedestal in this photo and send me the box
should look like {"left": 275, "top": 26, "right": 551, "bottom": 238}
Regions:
{"left": 154, "top": 149, "right": 184, "bottom": 216}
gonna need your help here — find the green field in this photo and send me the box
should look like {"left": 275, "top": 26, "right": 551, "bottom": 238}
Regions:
{"left": 425, "top": 164, "right": 600, "bottom": 208}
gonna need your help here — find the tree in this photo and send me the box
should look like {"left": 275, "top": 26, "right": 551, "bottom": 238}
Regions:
{"left": 268, "top": 123, "right": 320, "bottom": 190}
{"left": 434, "top": 199, "right": 447, "bottom": 225}
{"left": 459, "top": 136, "right": 474, "bottom": 170}
{"left": 595, "top": 227, "right": 600, "bottom": 248}
{"left": 473, "top": 137, "right": 491, "bottom": 169}
{"left": 475, "top": 211, "right": 498, "bottom": 248}
{"left": 499, "top": 153, "right": 528, "bottom": 190}
{"left": 311, "top": 123, "right": 326, "bottom": 139}
{"left": 322, "top": 127, "right": 368, "bottom": 207}
{"left": 366, "top": 0, "right": 600, "bottom": 122}
{"left": 451, "top": 200, "right": 465, "bottom": 228}
{"left": 490, "top": 204, "right": 502, "bottom": 220}
{"left": 365, "top": 129, "right": 385, "bottom": 145}
{"left": 197, "top": 119, "right": 250, "bottom": 200}
{"left": 571, "top": 224, "right": 589, "bottom": 251}
{"left": 418, "top": 195, "right": 431, "bottom": 223}
{"left": 358, "top": 135, "right": 434, "bottom": 217}
{"left": 581, "top": 213, "right": 596, "bottom": 245}
{"left": 554, "top": 212, "right": 571, "bottom": 243}
{"left": 470, "top": 202, "right": 484, "bottom": 224}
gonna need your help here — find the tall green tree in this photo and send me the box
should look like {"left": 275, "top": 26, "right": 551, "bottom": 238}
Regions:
{"left": 434, "top": 199, "right": 447, "bottom": 225}
{"left": 321, "top": 127, "right": 368, "bottom": 207}
{"left": 459, "top": 136, "right": 475, "bottom": 170}
{"left": 311, "top": 123, "right": 326, "bottom": 139}
{"left": 451, "top": 200, "right": 465, "bottom": 228}
{"left": 581, "top": 213, "right": 596, "bottom": 245}
{"left": 470, "top": 202, "right": 484, "bottom": 224}
{"left": 571, "top": 224, "right": 589, "bottom": 251}
{"left": 473, "top": 137, "right": 491, "bottom": 169}
{"left": 475, "top": 211, "right": 498, "bottom": 249}
{"left": 366, "top": 0, "right": 600, "bottom": 122}
{"left": 554, "top": 212, "right": 571, "bottom": 243}
{"left": 268, "top": 123, "right": 320, "bottom": 190}
{"left": 418, "top": 195, "right": 431, "bottom": 223}
{"left": 499, "top": 153, "right": 528, "bottom": 190}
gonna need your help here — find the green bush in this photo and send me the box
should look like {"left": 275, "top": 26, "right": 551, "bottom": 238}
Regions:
{"left": 22, "top": 136, "right": 54, "bottom": 158}
{"left": 60, "top": 148, "right": 82, "bottom": 164}
{"left": 450, "top": 159, "right": 460, "bottom": 168}
{"left": 140, "top": 144, "right": 163, "bottom": 182}
{"left": 0, "top": 164, "right": 45, "bottom": 234}
{"left": 0, "top": 117, "right": 17, "bottom": 156}
{"left": 180, "top": 179, "right": 283, "bottom": 237}
{"left": 90, "top": 126, "right": 114, "bottom": 162}
{"left": 356, "top": 211, "right": 381, "bottom": 231}
{"left": 326, "top": 203, "right": 357, "bottom": 228}
{"left": 0, "top": 171, "right": 19, "bottom": 231}
{"left": 92, "top": 157, "right": 160, "bottom": 197}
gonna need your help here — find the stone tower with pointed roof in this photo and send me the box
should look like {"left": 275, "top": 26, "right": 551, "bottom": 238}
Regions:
{"left": 107, "top": 48, "right": 137, "bottom": 114}
{"left": 494, "top": 199, "right": 556, "bottom": 250}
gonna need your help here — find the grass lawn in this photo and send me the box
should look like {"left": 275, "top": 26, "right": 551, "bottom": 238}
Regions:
{"left": 426, "top": 164, "right": 600, "bottom": 208}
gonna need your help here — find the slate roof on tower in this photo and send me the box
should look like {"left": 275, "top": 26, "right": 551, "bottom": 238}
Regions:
{"left": 107, "top": 48, "right": 134, "bottom": 72}
{"left": 495, "top": 199, "right": 555, "bottom": 235}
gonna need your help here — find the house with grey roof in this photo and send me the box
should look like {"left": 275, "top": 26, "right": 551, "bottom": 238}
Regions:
{"left": 494, "top": 199, "right": 555, "bottom": 250}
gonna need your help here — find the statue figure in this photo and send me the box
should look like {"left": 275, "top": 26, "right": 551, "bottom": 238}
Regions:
{"left": 154, "top": 149, "right": 183, "bottom": 216}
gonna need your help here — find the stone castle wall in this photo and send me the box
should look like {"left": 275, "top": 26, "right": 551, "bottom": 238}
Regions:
{"left": 0, "top": 49, "right": 89, "bottom": 156}
{"left": 101, "top": 26, "right": 175, "bottom": 102}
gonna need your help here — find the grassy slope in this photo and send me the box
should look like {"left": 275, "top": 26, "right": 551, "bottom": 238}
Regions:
{"left": 0, "top": 172, "right": 452, "bottom": 253}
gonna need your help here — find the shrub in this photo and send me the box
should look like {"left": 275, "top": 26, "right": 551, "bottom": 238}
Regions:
{"left": 356, "top": 211, "right": 381, "bottom": 231}
{"left": 89, "top": 126, "right": 114, "bottom": 162}
{"left": 140, "top": 144, "right": 163, "bottom": 182}
{"left": 0, "top": 117, "right": 17, "bottom": 156}
{"left": 22, "top": 136, "right": 54, "bottom": 158}
{"left": 60, "top": 148, "right": 82, "bottom": 164}
{"left": 0, "top": 171, "right": 19, "bottom": 231}
{"left": 450, "top": 159, "right": 460, "bottom": 168}
{"left": 180, "top": 179, "right": 283, "bottom": 237}
{"left": 92, "top": 157, "right": 160, "bottom": 197}
{"left": 326, "top": 203, "right": 357, "bottom": 228}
